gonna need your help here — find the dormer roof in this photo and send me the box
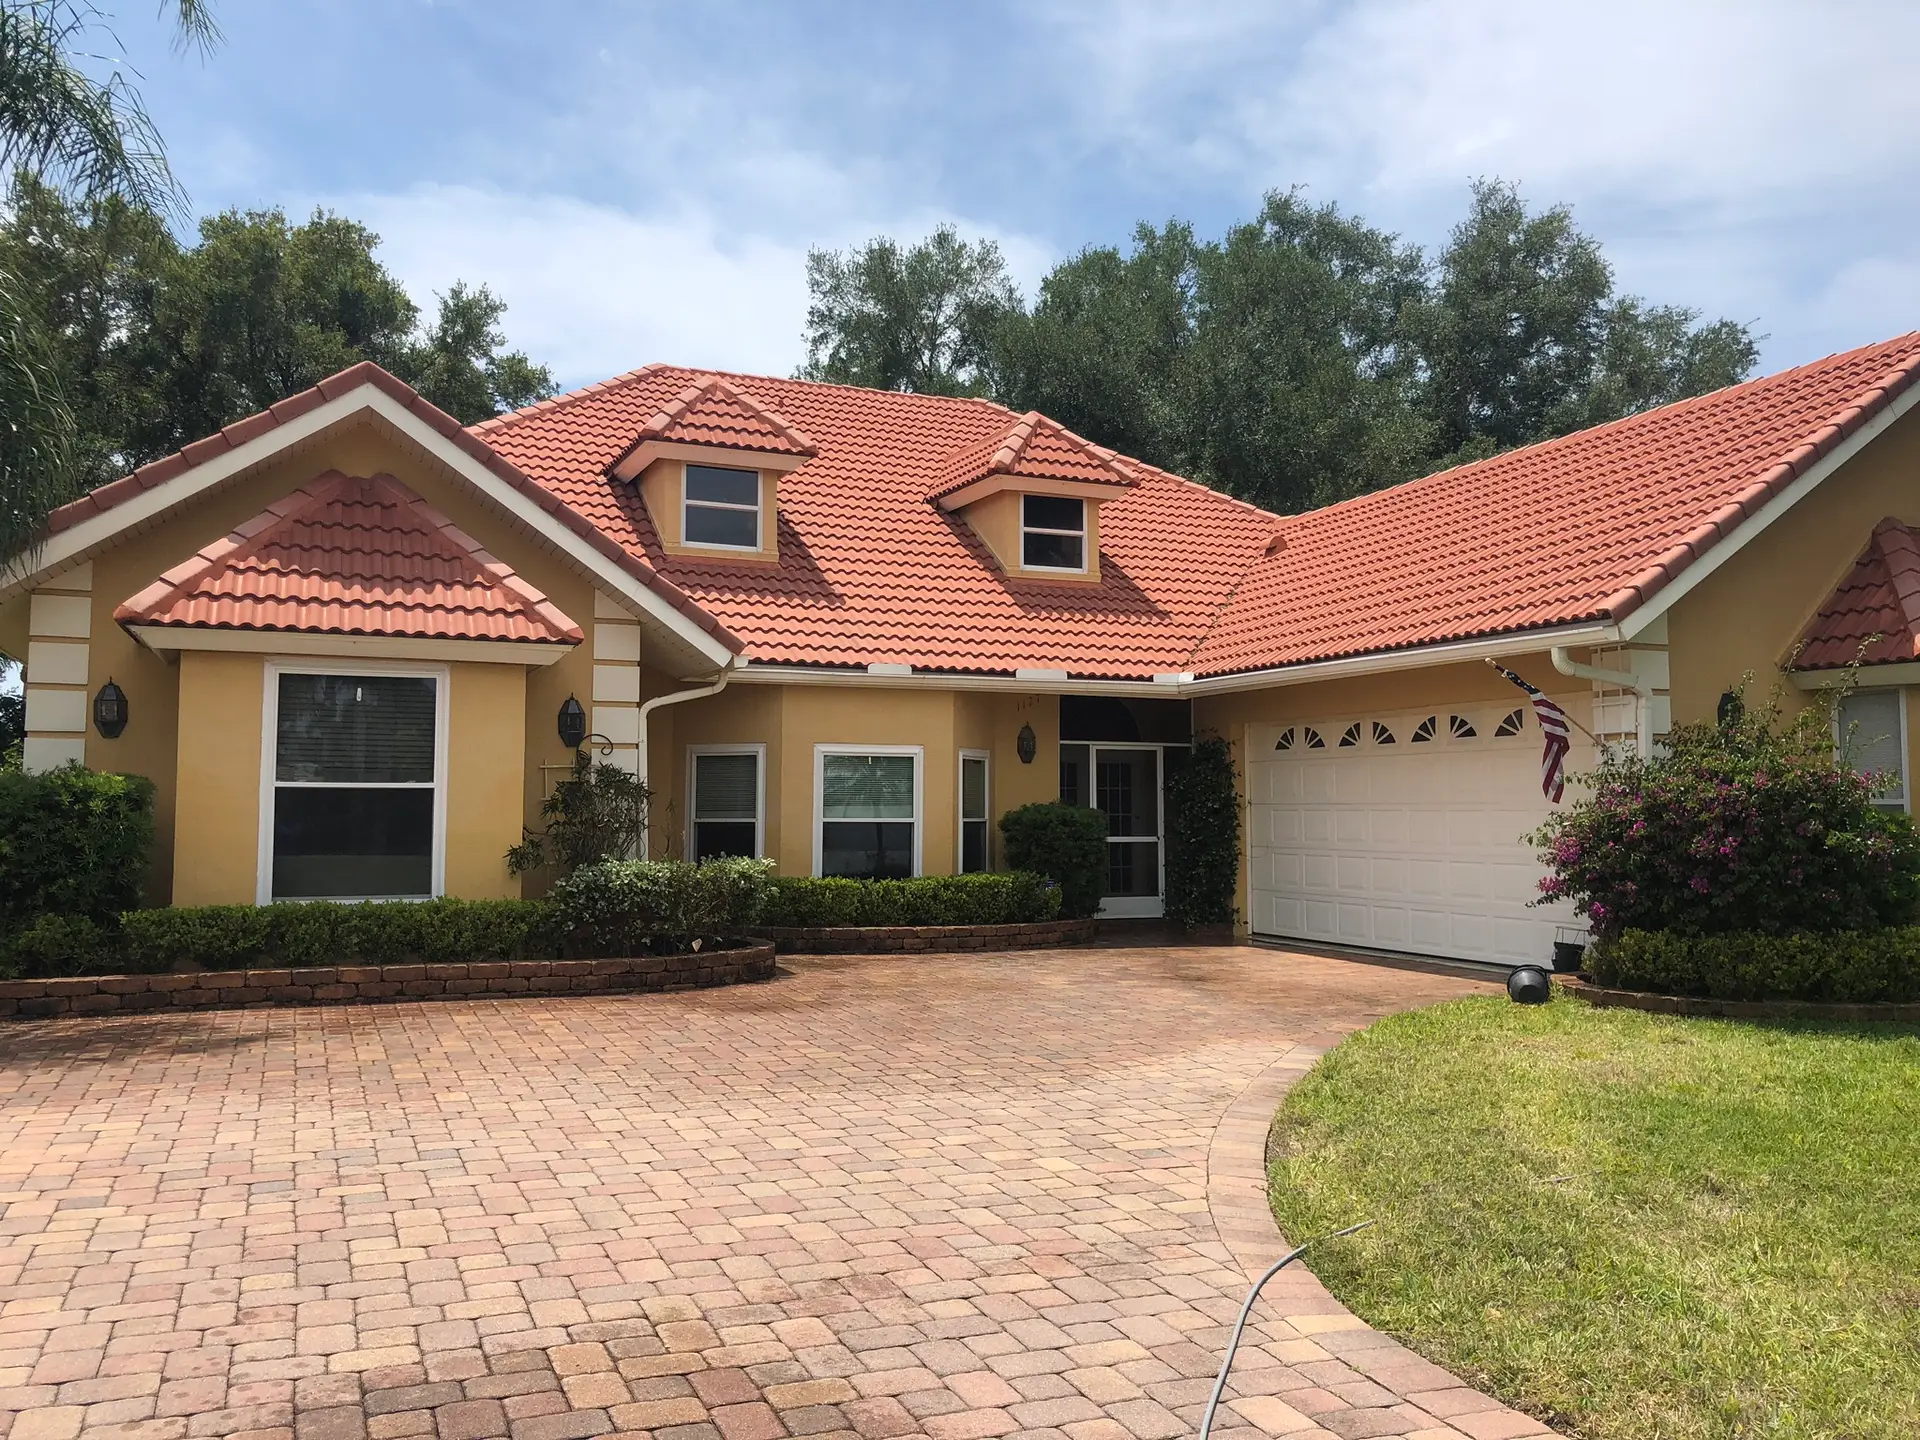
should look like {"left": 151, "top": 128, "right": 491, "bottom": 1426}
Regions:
{"left": 928, "top": 412, "right": 1139, "bottom": 509}
{"left": 116, "top": 470, "right": 583, "bottom": 647}
{"left": 1794, "top": 517, "right": 1920, "bottom": 670}
{"left": 608, "top": 376, "right": 817, "bottom": 480}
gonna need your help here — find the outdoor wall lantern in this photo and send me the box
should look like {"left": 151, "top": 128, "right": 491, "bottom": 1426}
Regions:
{"left": 93, "top": 679, "right": 128, "bottom": 739}
{"left": 557, "top": 694, "right": 588, "bottom": 750}
{"left": 1016, "top": 722, "right": 1037, "bottom": 764}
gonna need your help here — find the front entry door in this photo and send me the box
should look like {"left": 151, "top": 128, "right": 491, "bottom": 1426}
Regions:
{"left": 1094, "top": 745, "right": 1162, "bottom": 917}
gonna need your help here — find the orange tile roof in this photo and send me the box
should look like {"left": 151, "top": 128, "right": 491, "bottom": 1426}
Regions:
{"left": 927, "top": 411, "right": 1137, "bottom": 503}
{"left": 116, "top": 471, "right": 582, "bottom": 644}
{"left": 479, "top": 373, "right": 1278, "bottom": 678}
{"left": 1191, "top": 332, "right": 1920, "bottom": 676}
{"left": 614, "top": 375, "right": 818, "bottom": 467}
{"left": 1795, "top": 517, "right": 1920, "bottom": 670}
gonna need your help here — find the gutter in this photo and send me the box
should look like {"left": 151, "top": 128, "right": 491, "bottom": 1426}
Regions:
{"left": 1550, "top": 645, "right": 1652, "bottom": 758}
{"left": 636, "top": 663, "right": 735, "bottom": 846}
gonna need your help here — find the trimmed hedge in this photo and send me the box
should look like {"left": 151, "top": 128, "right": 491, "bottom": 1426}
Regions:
{"left": 1000, "top": 803, "right": 1108, "bottom": 919}
{"left": 549, "top": 857, "right": 775, "bottom": 957}
{"left": 0, "top": 764, "right": 154, "bottom": 926}
{"left": 1588, "top": 928, "right": 1920, "bottom": 1004}
{"left": 758, "top": 872, "right": 1060, "bottom": 928}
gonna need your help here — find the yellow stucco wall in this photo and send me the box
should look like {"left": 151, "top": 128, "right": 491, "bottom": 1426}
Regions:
{"left": 1663, "top": 406, "right": 1920, "bottom": 722}
{"left": 445, "top": 661, "right": 528, "bottom": 900}
{"left": 171, "top": 650, "right": 263, "bottom": 906}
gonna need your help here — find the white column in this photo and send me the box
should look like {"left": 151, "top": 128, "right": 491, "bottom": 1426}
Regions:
{"left": 22, "top": 563, "right": 93, "bottom": 774}
{"left": 591, "top": 592, "right": 643, "bottom": 775}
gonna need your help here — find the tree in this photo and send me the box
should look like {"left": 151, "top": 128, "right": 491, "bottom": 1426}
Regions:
{"left": 1407, "top": 180, "right": 1758, "bottom": 466}
{"left": 800, "top": 225, "right": 1020, "bottom": 396}
{"left": 404, "top": 280, "right": 555, "bottom": 424}
{"left": 0, "top": 0, "right": 217, "bottom": 561}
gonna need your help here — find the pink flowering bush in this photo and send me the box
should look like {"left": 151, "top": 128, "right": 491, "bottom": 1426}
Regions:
{"left": 1532, "top": 687, "right": 1920, "bottom": 941}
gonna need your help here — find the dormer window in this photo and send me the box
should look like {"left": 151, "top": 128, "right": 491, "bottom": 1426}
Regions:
{"left": 684, "top": 464, "right": 761, "bottom": 550}
{"left": 1022, "top": 495, "right": 1086, "bottom": 572}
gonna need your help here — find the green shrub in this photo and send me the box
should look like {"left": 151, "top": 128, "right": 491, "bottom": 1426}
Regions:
{"left": 0, "top": 764, "right": 154, "bottom": 925}
{"left": 0, "top": 913, "right": 120, "bottom": 977}
{"left": 1000, "top": 801, "right": 1108, "bottom": 918}
{"left": 1589, "top": 928, "right": 1920, "bottom": 1003}
{"left": 1165, "top": 733, "right": 1240, "bottom": 928}
{"left": 758, "top": 872, "right": 1061, "bottom": 928}
{"left": 549, "top": 856, "right": 775, "bottom": 957}
{"left": 508, "top": 752, "right": 652, "bottom": 877}
{"left": 1534, "top": 682, "right": 1920, "bottom": 940}
{"left": 117, "top": 899, "right": 561, "bottom": 975}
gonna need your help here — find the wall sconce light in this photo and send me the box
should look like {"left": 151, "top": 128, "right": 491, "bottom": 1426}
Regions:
{"left": 557, "top": 694, "right": 588, "bottom": 750}
{"left": 1016, "top": 722, "right": 1037, "bottom": 764}
{"left": 93, "top": 679, "right": 128, "bottom": 739}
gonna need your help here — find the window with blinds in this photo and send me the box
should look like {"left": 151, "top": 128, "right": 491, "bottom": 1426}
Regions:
{"left": 271, "top": 672, "right": 439, "bottom": 899}
{"left": 1838, "top": 690, "right": 1907, "bottom": 811}
{"left": 960, "top": 752, "right": 989, "bottom": 873}
{"left": 691, "top": 749, "right": 762, "bottom": 860}
{"left": 819, "top": 749, "right": 918, "bottom": 879}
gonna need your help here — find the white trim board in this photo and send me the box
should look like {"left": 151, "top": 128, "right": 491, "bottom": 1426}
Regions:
{"left": 130, "top": 626, "right": 575, "bottom": 666}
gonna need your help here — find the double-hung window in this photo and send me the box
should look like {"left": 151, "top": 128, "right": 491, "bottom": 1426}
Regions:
{"left": 1838, "top": 689, "right": 1908, "bottom": 811}
{"left": 264, "top": 667, "right": 445, "bottom": 901}
{"left": 816, "top": 746, "right": 920, "bottom": 878}
{"left": 1021, "top": 495, "right": 1086, "bottom": 571}
{"left": 689, "top": 746, "right": 764, "bottom": 860}
{"left": 683, "top": 464, "right": 761, "bottom": 549}
{"left": 959, "top": 751, "right": 990, "bottom": 873}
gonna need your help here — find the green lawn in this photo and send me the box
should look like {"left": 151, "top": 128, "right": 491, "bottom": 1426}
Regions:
{"left": 1266, "top": 994, "right": 1920, "bottom": 1440}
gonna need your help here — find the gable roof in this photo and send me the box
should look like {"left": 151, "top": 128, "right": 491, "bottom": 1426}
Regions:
{"left": 1192, "top": 332, "right": 1920, "bottom": 677}
{"left": 614, "top": 376, "right": 818, "bottom": 467}
{"left": 21, "top": 360, "right": 740, "bottom": 670}
{"left": 480, "top": 373, "right": 1278, "bottom": 679}
{"left": 1794, "top": 517, "right": 1920, "bottom": 670}
{"left": 116, "top": 471, "right": 582, "bottom": 645}
{"left": 927, "top": 411, "right": 1138, "bottom": 504}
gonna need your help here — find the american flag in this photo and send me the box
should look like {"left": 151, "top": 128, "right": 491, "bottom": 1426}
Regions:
{"left": 1490, "top": 663, "right": 1572, "bottom": 802}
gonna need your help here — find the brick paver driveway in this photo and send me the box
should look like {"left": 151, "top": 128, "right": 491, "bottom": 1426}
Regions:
{"left": 0, "top": 946, "right": 1545, "bottom": 1440}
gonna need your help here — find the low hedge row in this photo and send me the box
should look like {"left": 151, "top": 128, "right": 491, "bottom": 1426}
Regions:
{"left": 1588, "top": 928, "right": 1920, "bottom": 1004}
{"left": 758, "top": 872, "right": 1060, "bottom": 928}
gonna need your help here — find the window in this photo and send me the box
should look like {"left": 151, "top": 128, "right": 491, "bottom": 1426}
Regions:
{"left": 959, "top": 751, "right": 990, "bottom": 873}
{"left": 1371, "top": 721, "right": 1395, "bottom": 744}
{"left": 689, "top": 747, "right": 763, "bottom": 860}
{"left": 817, "top": 746, "right": 921, "bottom": 878}
{"left": 1449, "top": 715, "right": 1477, "bottom": 739}
{"left": 1021, "top": 494, "right": 1086, "bottom": 571}
{"left": 1274, "top": 727, "right": 1295, "bottom": 752}
{"left": 1304, "top": 726, "right": 1325, "bottom": 749}
{"left": 1838, "top": 690, "right": 1907, "bottom": 811}
{"left": 1338, "top": 723, "right": 1361, "bottom": 747}
{"left": 263, "top": 667, "right": 445, "bottom": 902}
{"left": 1494, "top": 708, "right": 1525, "bottom": 737}
{"left": 1412, "top": 716, "right": 1438, "bottom": 742}
{"left": 683, "top": 464, "right": 761, "bottom": 549}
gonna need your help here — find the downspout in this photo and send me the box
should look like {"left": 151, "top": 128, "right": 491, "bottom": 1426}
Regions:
{"left": 1550, "top": 645, "right": 1653, "bottom": 758}
{"left": 635, "top": 661, "right": 735, "bottom": 852}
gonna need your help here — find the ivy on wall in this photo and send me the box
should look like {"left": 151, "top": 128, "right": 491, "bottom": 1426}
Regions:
{"left": 1165, "top": 733, "right": 1241, "bottom": 928}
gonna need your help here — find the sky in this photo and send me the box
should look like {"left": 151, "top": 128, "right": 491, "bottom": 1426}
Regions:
{"left": 100, "top": 0, "right": 1920, "bottom": 393}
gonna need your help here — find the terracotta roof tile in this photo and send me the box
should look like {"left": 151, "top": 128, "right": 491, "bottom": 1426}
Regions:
{"left": 1190, "top": 332, "right": 1920, "bottom": 676}
{"left": 115, "top": 471, "right": 583, "bottom": 645}
{"left": 613, "top": 376, "right": 818, "bottom": 468}
{"left": 1795, "top": 517, "right": 1920, "bottom": 669}
{"left": 928, "top": 412, "right": 1137, "bottom": 502}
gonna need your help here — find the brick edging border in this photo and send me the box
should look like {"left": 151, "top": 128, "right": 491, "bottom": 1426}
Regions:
{"left": 751, "top": 918, "right": 1098, "bottom": 954}
{"left": 1205, "top": 1047, "right": 1555, "bottom": 1437}
{"left": 1559, "top": 976, "right": 1920, "bottom": 1022}
{"left": 0, "top": 945, "right": 776, "bottom": 1020}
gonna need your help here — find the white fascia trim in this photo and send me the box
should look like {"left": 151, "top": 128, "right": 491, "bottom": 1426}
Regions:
{"left": 735, "top": 661, "right": 1175, "bottom": 696}
{"left": 935, "top": 475, "right": 1126, "bottom": 512}
{"left": 1619, "top": 381, "right": 1920, "bottom": 641}
{"left": 1792, "top": 663, "right": 1920, "bottom": 690}
{"left": 128, "top": 626, "right": 575, "bottom": 667}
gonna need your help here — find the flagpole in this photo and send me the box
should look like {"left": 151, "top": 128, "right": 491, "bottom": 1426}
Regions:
{"left": 1483, "top": 657, "right": 1609, "bottom": 749}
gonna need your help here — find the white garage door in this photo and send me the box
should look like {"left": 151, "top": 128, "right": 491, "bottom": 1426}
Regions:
{"left": 1247, "top": 702, "right": 1586, "bottom": 966}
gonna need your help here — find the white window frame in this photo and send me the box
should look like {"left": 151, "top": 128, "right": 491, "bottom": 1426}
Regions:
{"left": 1835, "top": 687, "right": 1909, "bottom": 812}
{"left": 813, "top": 743, "right": 923, "bottom": 878}
{"left": 257, "top": 658, "right": 451, "bottom": 904}
{"left": 682, "top": 463, "right": 763, "bottom": 552}
{"left": 1020, "top": 494, "right": 1088, "bottom": 573}
{"left": 685, "top": 743, "right": 767, "bottom": 860}
{"left": 958, "top": 749, "right": 991, "bottom": 874}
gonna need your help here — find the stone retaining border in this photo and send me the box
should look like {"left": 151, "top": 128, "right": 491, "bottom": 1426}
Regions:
{"left": 753, "top": 917, "right": 1098, "bottom": 954}
{"left": 1560, "top": 976, "right": 1920, "bottom": 1022}
{"left": 0, "top": 945, "right": 776, "bottom": 1020}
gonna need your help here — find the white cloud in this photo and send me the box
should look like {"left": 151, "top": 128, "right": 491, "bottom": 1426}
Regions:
{"left": 340, "top": 185, "right": 1055, "bottom": 389}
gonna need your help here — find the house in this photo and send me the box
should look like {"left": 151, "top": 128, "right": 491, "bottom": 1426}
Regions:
{"left": 4, "top": 333, "right": 1919, "bottom": 966}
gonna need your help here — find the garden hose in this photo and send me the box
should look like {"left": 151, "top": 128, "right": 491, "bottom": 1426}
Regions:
{"left": 1195, "top": 1219, "right": 1376, "bottom": 1440}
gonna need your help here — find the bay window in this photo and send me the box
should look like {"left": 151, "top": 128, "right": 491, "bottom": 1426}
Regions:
{"left": 264, "top": 667, "right": 445, "bottom": 901}
{"left": 816, "top": 746, "right": 920, "bottom": 878}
